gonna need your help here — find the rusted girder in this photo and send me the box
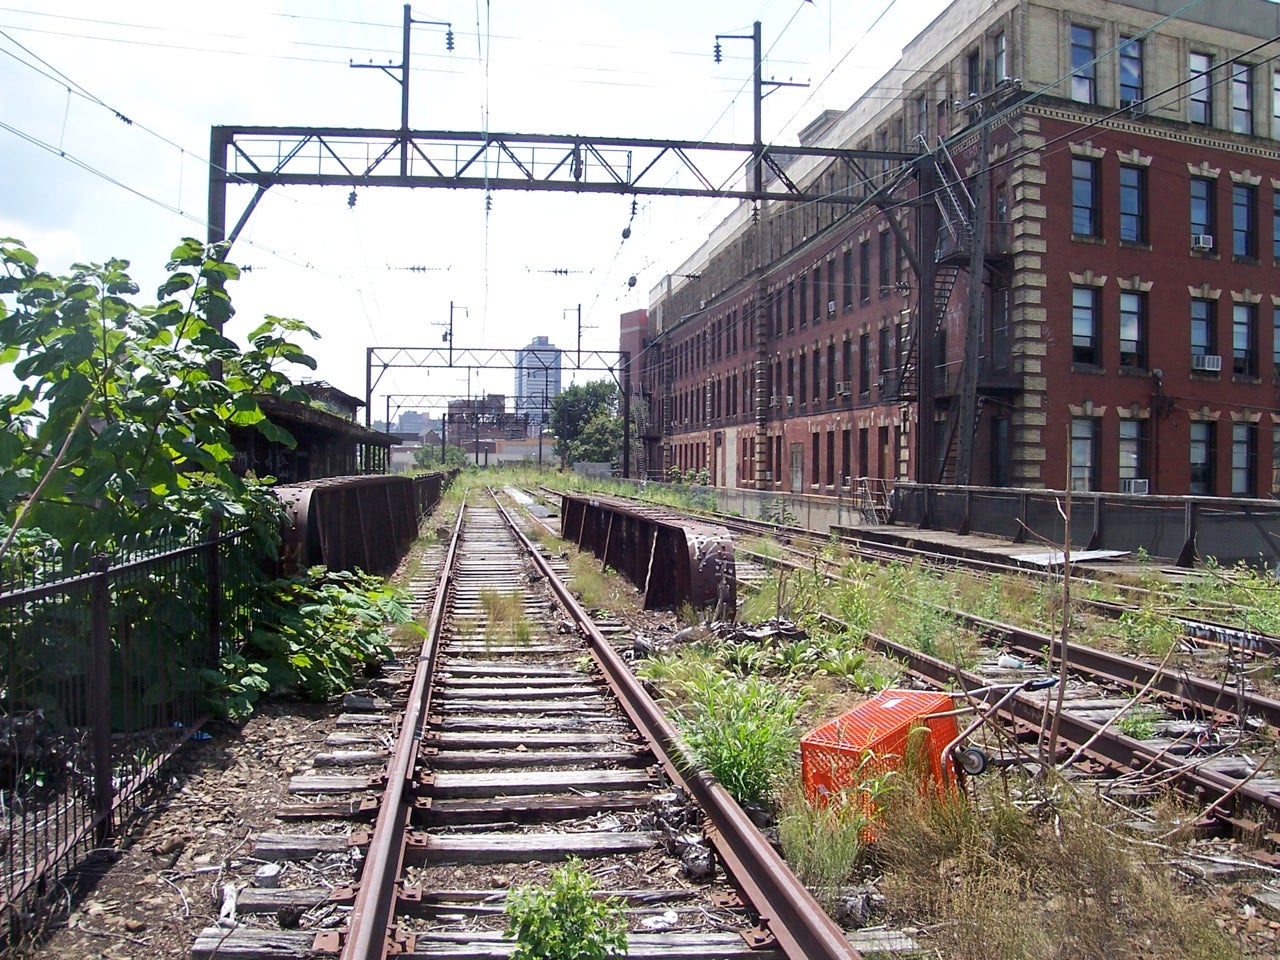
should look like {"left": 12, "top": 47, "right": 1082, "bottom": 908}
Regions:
{"left": 559, "top": 493, "right": 735, "bottom": 612}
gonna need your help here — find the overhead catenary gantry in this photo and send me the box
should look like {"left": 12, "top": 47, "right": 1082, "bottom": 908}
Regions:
{"left": 206, "top": 11, "right": 939, "bottom": 489}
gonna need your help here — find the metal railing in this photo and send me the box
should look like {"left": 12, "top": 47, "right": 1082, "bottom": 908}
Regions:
{"left": 0, "top": 520, "right": 257, "bottom": 934}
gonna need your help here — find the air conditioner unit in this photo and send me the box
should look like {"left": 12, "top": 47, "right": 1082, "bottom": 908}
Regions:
{"left": 785, "top": 395, "right": 795, "bottom": 405}
{"left": 1191, "top": 234, "right": 1214, "bottom": 251}
{"left": 1128, "top": 101, "right": 1147, "bottom": 117}
{"left": 769, "top": 396, "right": 780, "bottom": 408}
{"left": 1120, "top": 478, "right": 1149, "bottom": 495}
{"left": 827, "top": 300, "right": 837, "bottom": 314}
{"left": 1191, "top": 353, "right": 1222, "bottom": 372}
{"left": 835, "top": 380, "right": 851, "bottom": 396}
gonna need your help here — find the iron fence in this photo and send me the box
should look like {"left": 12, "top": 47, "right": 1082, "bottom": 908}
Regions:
{"left": 0, "top": 520, "right": 258, "bottom": 934}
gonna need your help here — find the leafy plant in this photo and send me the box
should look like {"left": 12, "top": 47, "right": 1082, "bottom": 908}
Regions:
{"left": 664, "top": 662, "right": 807, "bottom": 807}
{"left": 203, "top": 567, "right": 415, "bottom": 718}
{"left": 504, "top": 858, "right": 627, "bottom": 960}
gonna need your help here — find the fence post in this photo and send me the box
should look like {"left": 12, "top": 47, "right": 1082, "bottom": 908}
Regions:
{"left": 207, "top": 510, "right": 223, "bottom": 666}
{"left": 89, "top": 554, "right": 114, "bottom": 842}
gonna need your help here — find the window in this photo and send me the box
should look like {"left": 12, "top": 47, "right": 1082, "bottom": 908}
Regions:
{"left": 991, "top": 417, "right": 1010, "bottom": 487}
{"left": 1274, "top": 193, "right": 1280, "bottom": 260}
{"left": 1190, "top": 53, "right": 1213, "bottom": 125}
{"left": 841, "top": 339, "right": 852, "bottom": 392}
{"left": 1232, "top": 423, "right": 1256, "bottom": 496}
{"left": 812, "top": 433, "right": 820, "bottom": 486}
{"left": 1273, "top": 306, "right": 1280, "bottom": 372}
{"left": 1233, "top": 185, "right": 1256, "bottom": 258}
{"left": 1119, "top": 418, "right": 1145, "bottom": 483}
{"left": 878, "top": 231, "right": 892, "bottom": 293}
{"left": 915, "top": 95, "right": 928, "bottom": 140}
{"left": 967, "top": 50, "right": 981, "bottom": 97}
{"left": 879, "top": 326, "right": 891, "bottom": 375}
{"left": 1119, "top": 291, "right": 1146, "bottom": 368}
{"left": 859, "top": 333, "right": 871, "bottom": 394}
{"left": 858, "top": 241, "right": 871, "bottom": 303}
{"left": 811, "top": 264, "right": 821, "bottom": 321}
{"left": 827, "top": 343, "right": 837, "bottom": 399}
{"left": 798, "top": 353, "right": 806, "bottom": 404}
{"left": 992, "top": 32, "right": 1007, "bottom": 83}
{"left": 1191, "top": 299, "right": 1215, "bottom": 358}
{"left": 798, "top": 276, "right": 807, "bottom": 328}
{"left": 1072, "top": 286, "right": 1099, "bottom": 365}
{"left": 811, "top": 351, "right": 821, "bottom": 403}
{"left": 1070, "top": 417, "right": 1099, "bottom": 491}
{"left": 1273, "top": 70, "right": 1280, "bottom": 138}
{"left": 1189, "top": 422, "right": 1214, "bottom": 495}
{"left": 1119, "top": 36, "right": 1143, "bottom": 107}
{"left": 1119, "top": 166, "right": 1146, "bottom": 243}
{"left": 1234, "top": 303, "right": 1257, "bottom": 376}
{"left": 827, "top": 259, "right": 837, "bottom": 315}
{"left": 826, "top": 430, "right": 836, "bottom": 486}
{"left": 1190, "top": 177, "right": 1215, "bottom": 241}
{"left": 1072, "top": 158, "right": 1099, "bottom": 236}
{"left": 786, "top": 282, "right": 795, "bottom": 332}
{"left": 842, "top": 249, "right": 854, "bottom": 308}
{"left": 1070, "top": 25, "right": 1097, "bottom": 104}
{"left": 1232, "top": 62, "right": 1253, "bottom": 135}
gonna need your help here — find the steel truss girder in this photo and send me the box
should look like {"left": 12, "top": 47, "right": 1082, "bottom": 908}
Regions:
{"left": 209, "top": 125, "right": 917, "bottom": 240}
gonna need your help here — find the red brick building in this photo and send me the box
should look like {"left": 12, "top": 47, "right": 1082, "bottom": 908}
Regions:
{"left": 635, "top": 0, "right": 1280, "bottom": 498}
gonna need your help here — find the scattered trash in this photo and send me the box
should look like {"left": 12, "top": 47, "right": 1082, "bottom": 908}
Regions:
{"left": 640, "top": 910, "right": 679, "bottom": 931}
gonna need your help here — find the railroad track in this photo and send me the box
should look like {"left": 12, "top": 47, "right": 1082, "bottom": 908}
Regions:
{"left": 190, "top": 494, "right": 859, "bottom": 960}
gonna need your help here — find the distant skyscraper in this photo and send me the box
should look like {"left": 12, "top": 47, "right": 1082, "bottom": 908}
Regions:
{"left": 515, "top": 336, "right": 562, "bottom": 433}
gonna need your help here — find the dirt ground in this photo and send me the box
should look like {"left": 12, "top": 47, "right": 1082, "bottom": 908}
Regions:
{"left": 19, "top": 700, "right": 337, "bottom": 960}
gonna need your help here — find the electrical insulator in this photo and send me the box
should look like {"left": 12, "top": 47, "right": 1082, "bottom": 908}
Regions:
{"left": 445, "top": 28, "right": 454, "bottom": 51}
{"left": 713, "top": 41, "right": 722, "bottom": 64}
{"left": 621, "top": 226, "right": 631, "bottom": 240}
{"left": 347, "top": 190, "right": 357, "bottom": 208}
{"left": 631, "top": 198, "right": 638, "bottom": 216}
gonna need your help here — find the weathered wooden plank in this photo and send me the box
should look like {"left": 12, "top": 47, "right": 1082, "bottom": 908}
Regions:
{"left": 326, "top": 730, "right": 385, "bottom": 746}
{"left": 402, "top": 930, "right": 785, "bottom": 959}
{"left": 438, "top": 699, "right": 609, "bottom": 713}
{"left": 336, "top": 713, "right": 393, "bottom": 726}
{"left": 315, "top": 749, "right": 388, "bottom": 767}
{"left": 435, "top": 716, "right": 625, "bottom": 733}
{"left": 422, "top": 791, "right": 653, "bottom": 825}
{"left": 252, "top": 832, "right": 352, "bottom": 860}
{"left": 191, "top": 927, "right": 313, "bottom": 960}
{"left": 438, "top": 686, "right": 600, "bottom": 700}
{"left": 288, "top": 774, "right": 369, "bottom": 794}
{"left": 429, "top": 768, "right": 654, "bottom": 798}
{"left": 442, "top": 664, "right": 583, "bottom": 677}
{"left": 432, "top": 731, "right": 635, "bottom": 749}
{"left": 411, "top": 830, "right": 658, "bottom": 865}
{"left": 430, "top": 749, "right": 650, "bottom": 769}
{"left": 236, "top": 887, "right": 332, "bottom": 913}
{"left": 276, "top": 798, "right": 367, "bottom": 820}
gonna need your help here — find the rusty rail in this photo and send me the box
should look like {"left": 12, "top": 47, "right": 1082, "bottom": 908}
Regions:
{"left": 337, "top": 501, "right": 465, "bottom": 960}
{"left": 495, "top": 495, "right": 860, "bottom": 960}
{"left": 558, "top": 492, "right": 735, "bottom": 611}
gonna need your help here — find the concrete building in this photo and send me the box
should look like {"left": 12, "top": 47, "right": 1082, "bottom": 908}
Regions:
{"left": 639, "top": 0, "right": 1280, "bottom": 498}
{"left": 514, "top": 336, "right": 563, "bottom": 434}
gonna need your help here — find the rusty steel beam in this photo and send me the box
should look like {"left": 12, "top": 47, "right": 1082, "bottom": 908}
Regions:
{"left": 560, "top": 493, "right": 735, "bottom": 611}
{"left": 493, "top": 495, "right": 860, "bottom": 960}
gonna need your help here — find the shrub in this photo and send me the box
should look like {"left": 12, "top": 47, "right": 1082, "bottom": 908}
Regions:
{"left": 504, "top": 858, "right": 627, "bottom": 960}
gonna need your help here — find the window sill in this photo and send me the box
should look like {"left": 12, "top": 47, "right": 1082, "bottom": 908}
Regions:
{"left": 1071, "top": 234, "right": 1106, "bottom": 245}
{"left": 1118, "top": 365, "right": 1150, "bottom": 377}
{"left": 1189, "top": 371, "right": 1220, "bottom": 381}
{"left": 1232, "top": 255, "right": 1260, "bottom": 266}
{"left": 1118, "top": 240, "right": 1151, "bottom": 251}
{"left": 1232, "top": 374, "right": 1262, "bottom": 385}
{"left": 1070, "top": 363, "right": 1106, "bottom": 375}
{"left": 1190, "top": 250, "right": 1219, "bottom": 260}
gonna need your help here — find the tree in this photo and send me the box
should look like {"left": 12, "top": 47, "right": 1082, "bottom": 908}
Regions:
{"left": 413, "top": 443, "right": 470, "bottom": 470}
{"left": 0, "top": 236, "right": 318, "bottom": 555}
{"left": 550, "top": 380, "right": 619, "bottom": 466}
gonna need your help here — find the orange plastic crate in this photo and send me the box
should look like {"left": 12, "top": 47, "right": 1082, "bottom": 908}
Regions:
{"left": 801, "top": 689, "right": 959, "bottom": 806}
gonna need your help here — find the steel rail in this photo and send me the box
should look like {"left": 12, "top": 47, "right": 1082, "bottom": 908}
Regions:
{"left": 338, "top": 501, "right": 466, "bottom": 960}
{"left": 491, "top": 493, "right": 861, "bottom": 960}
{"left": 739, "top": 544, "right": 1280, "bottom": 733}
{"left": 806, "top": 611, "right": 1280, "bottom": 829}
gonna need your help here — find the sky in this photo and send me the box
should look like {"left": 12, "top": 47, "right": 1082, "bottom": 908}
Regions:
{"left": 0, "top": 0, "right": 952, "bottom": 423}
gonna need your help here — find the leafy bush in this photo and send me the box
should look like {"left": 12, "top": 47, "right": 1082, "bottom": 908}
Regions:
{"left": 204, "top": 567, "right": 417, "bottom": 719}
{"left": 664, "top": 662, "right": 807, "bottom": 807}
{"left": 504, "top": 858, "right": 627, "bottom": 960}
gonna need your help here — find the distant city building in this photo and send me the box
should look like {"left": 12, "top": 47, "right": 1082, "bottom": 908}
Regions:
{"left": 396, "top": 410, "right": 426, "bottom": 435}
{"left": 515, "top": 336, "right": 562, "bottom": 434}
